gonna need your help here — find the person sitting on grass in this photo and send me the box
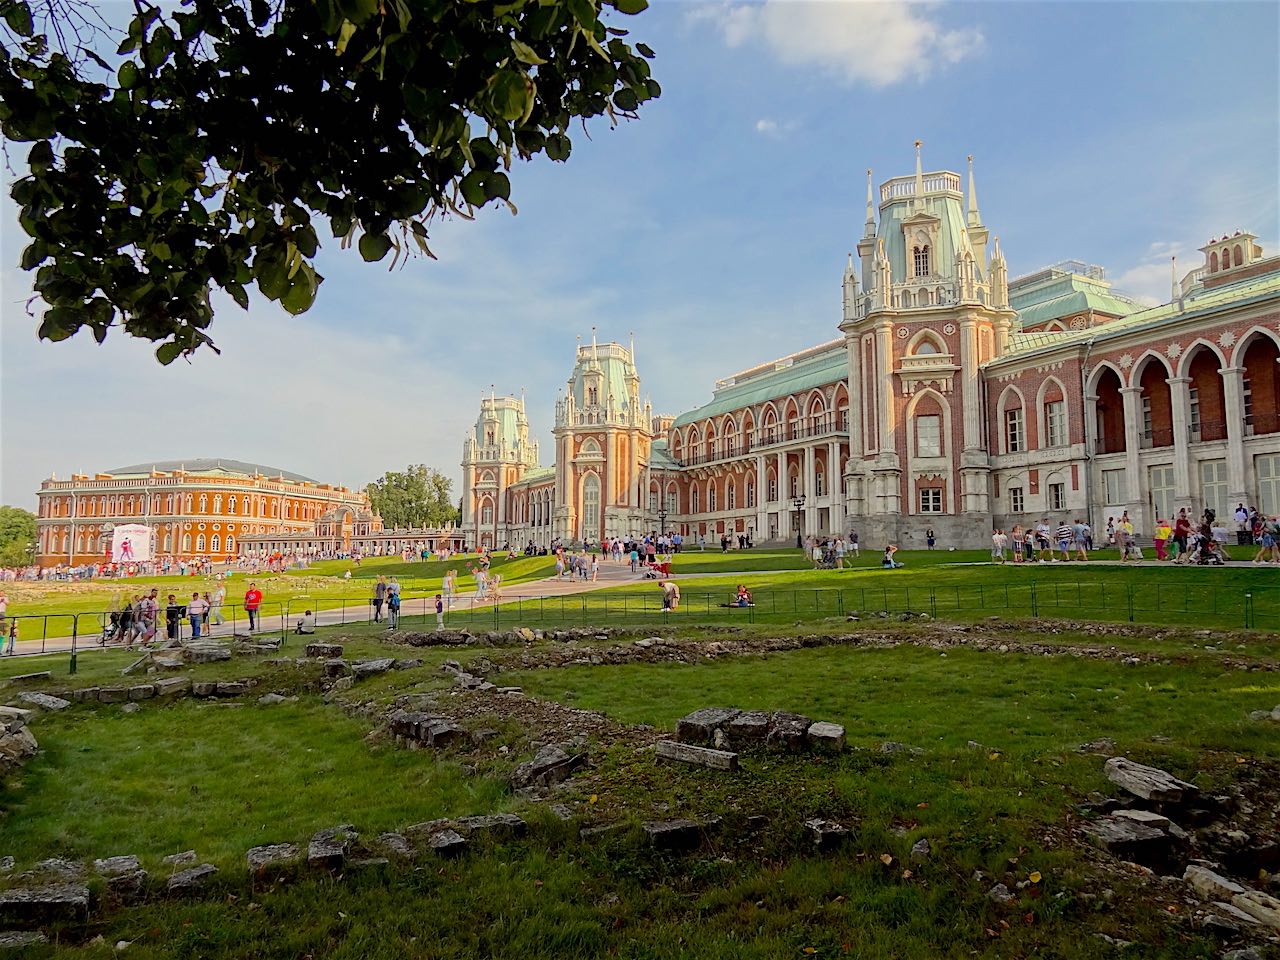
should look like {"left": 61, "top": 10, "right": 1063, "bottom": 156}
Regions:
{"left": 735, "top": 585, "right": 753, "bottom": 607}
{"left": 295, "top": 610, "right": 316, "bottom": 634}
{"left": 882, "top": 545, "right": 904, "bottom": 569}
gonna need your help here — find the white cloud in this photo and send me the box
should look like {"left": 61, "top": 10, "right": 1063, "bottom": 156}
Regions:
{"left": 1112, "top": 241, "right": 1188, "bottom": 305}
{"left": 755, "top": 118, "right": 780, "bottom": 136}
{"left": 692, "top": 0, "right": 984, "bottom": 87}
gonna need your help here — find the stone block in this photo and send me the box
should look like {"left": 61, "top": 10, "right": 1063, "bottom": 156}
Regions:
{"left": 161, "top": 850, "right": 196, "bottom": 866}
{"left": 0, "top": 727, "right": 38, "bottom": 764}
{"left": 215, "top": 681, "right": 248, "bottom": 697}
{"left": 304, "top": 643, "right": 343, "bottom": 659}
{"left": 97, "top": 686, "right": 130, "bottom": 704}
{"left": 642, "top": 820, "right": 702, "bottom": 851}
{"left": 105, "top": 869, "right": 148, "bottom": 904}
{"left": 655, "top": 739, "right": 739, "bottom": 771}
{"left": 258, "top": 693, "right": 287, "bottom": 706}
{"left": 1082, "top": 816, "right": 1172, "bottom": 867}
{"left": 393, "top": 659, "right": 423, "bottom": 671}
{"left": 71, "top": 689, "right": 99, "bottom": 703}
{"left": 127, "top": 685, "right": 155, "bottom": 701}
{"left": 726, "top": 711, "right": 771, "bottom": 745}
{"left": 17, "top": 693, "right": 69, "bottom": 712}
{"left": 377, "top": 833, "right": 414, "bottom": 858}
{"left": 93, "top": 855, "right": 140, "bottom": 877}
{"left": 323, "top": 659, "right": 351, "bottom": 678}
{"left": 454, "top": 814, "right": 527, "bottom": 839}
{"left": 167, "top": 864, "right": 217, "bottom": 893}
{"left": 120, "top": 703, "right": 141, "bottom": 715}
{"left": 1184, "top": 864, "right": 1245, "bottom": 901}
{"left": 803, "top": 818, "right": 849, "bottom": 852}
{"left": 308, "top": 825, "right": 356, "bottom": 871}
{"left": 1231, "top": 889, "right": 1280, "bottom": 929}
{"left": 32, "top": 858, "right": 82, "bottom": 880}
{"left": 247, "top": 843, "right": 301, "bottom": 875}
{"left": 675, "top": 708, "right": 741, "bottom": 745}
{"left": 768, "top": 712, "right": 812, "bottom": 751}
{"left": 7, "top": 673, "right": 50, "bottom": 684}
{"left": 427, "top": 829, "right": 468, "bottom": 857}
{"left": 0, "top": 884, "right": 89, "bottom": 925}
{"left": 0, "top": 931, "right": 47, "bottom": 948}
{"left": 1114, "top": 809, "right": 1171, "bottom": 830}
{"left": 185, "top": 646, "right": 231, "bottom": 664}
{"left": 352, "top": 658, "right": 395, "bottom": 679}
{"left": 1104, "top": 757, "right": 1198, "bottom": 803}
{"left": 511, "top": 745, "right": 587, "bottom": 789}
{"left": 426, "top": 721, "right": 468, "bottom": 748}
{"left": 806, "top": 721, "right": 846, "bottom": 752}
{"left": 191, "top": 682, "right": 217, "bottom": 697}
{"left": 154, "top": 678, "right": 191, "bottom": 698}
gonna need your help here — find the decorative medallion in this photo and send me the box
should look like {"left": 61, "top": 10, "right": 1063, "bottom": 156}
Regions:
{"left": 896, "top": 327, "right": 909, "bottom": 339}
{"left": 212, "top": 524, "right": 220, "bottom": 531}
{"left": 1218, "top": 330, "right": 1237, "bottom": 349}
{"left": 941, "top": 323, "right": 956, "bottom": 336}
{"left": 1070, "top": 316, "right": 1087, "bottom": 330}
{"left": 1118, "top": 353, "right": 1134, "bottom": 369}
{"left": 1165, "top": 342, "right": 1183, "bottom": 359}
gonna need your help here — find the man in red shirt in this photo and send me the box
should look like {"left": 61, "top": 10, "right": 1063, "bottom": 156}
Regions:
{"left": 244, "top": 582, "right": 263, "bottom": 631}
{"left": 1172, "top": 509, "right": 1192, "bottom": 564}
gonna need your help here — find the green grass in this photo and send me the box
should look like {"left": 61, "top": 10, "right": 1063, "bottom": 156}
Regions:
{"left": 9, "top": 630, "right": 1273, "bottom": 958}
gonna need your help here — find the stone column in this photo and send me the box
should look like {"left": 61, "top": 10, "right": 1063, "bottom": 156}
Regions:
{"left": 1219, "top": 366, "right": 1250, "bottom": 505}
{"left": 804, "top": 445, "right": 817, "bottom": 533}
{"left": 875, "top": 322, "right": 896, "bottom": 458}
{"left": 755, "top": 454, "right": 768, "bottom": 536}
{"left": 827, "top": 439, "right": 843, "bottom": 533}
{"left": 1083, "top": 393, "right": 1100, "bottom": 528}
{"left": 959, "top": 317, "right": 982, "bottom": 451}
{"left": 844, "top": 341, "right": 864, "bottom": 459}
{"left": 1166, "top": 377, "right": 1192, "bottom": 504}
{"left": 1120, "top": 386, "right": 1146, "bottom": 531}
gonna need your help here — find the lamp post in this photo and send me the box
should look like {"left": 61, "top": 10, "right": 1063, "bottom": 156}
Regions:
{"left": 792, "top": 495, "right": 806, "bottom": 549}
{"left": 656, "top": 506, "right": 668, "bottom": 537}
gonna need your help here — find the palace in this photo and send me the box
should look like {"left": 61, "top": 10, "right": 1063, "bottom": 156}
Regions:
{"left": 34, "top": 459, "right": 375, "bottom": 565}
{"left": 464, "top": 146, "right": 1280, "bottom": 550}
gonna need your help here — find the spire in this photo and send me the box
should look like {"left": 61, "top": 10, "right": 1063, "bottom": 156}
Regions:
{"left": 966, "top": 155, "right": 981, "bottom": 227}
{"left": 844, "top": 252, "right": 855, "bottom": 276}
{"left": 591, "top": 325, "right": 598, "bottom": 361}
{"left": 1170, "top": 256, "right": 1180, "bottom": 303}
{"left": 629, "top": 329, "right": 635, "bottom": 363}
{"left": 913, "top": 140, "right": 923, "bottom": 211}
{"left": 863, "top": 168, "right": 875, "bottom": 238}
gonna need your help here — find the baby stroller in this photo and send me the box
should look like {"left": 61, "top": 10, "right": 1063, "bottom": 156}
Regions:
{"left": 817, "top": 547, "right": 839, "bottom": 570}
{"left": 98, "top": 611, "right": 121, "bottom": 645}
{"left": 1191, "top": 532, "right": 1226, "bottom": 566}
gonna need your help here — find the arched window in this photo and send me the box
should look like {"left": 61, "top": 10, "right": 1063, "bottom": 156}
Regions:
{"left": 184, "top": 494, "right": 193, "bottom": 512}
{"left": 226, "top": 536, "right": 235, "bottom": 555}
{"left": 815, "top": 470, "right": 825, "bottom": 496}
{"left": 182, "top": 534, "right": 191, "bottom": 552}
{"left": 1210, "top": 252, "right": 1219, "bottom": 272}
{"left": 163, "top": 531, "right": 171, "bottom": 551}
{"left": 211, "top": 535, "right": 221, "bottom": 552}
{"left": 196, "top": 534, "right": 206, "bottom": 552}
{"left": 583, "top": 473, "right": 600, "bottom": 533}
{"left": 691, "top": 484, "right": 700, "bottom": 513}
{"left": 914, "top": 339, "right": 940, "bottom": 355}
{"left": 789, "top": 473, "right": 799, "bottom": 497}
{"left": 727, "top": 480, "right": 736, "bottom": 510}
{"left": 482, "top": 502, "right": 493, "bottom": 524}
{"left": 199, "top": 494, "right": 208, "bottom": 513}
{"left": 667, "top": 489, "right": 678, "bottom": 514}
{"left": 1234, "top": 244, "right": 1244, "bottom": 267}
{"left": 165, "top": 494, "right": 173, "bottom": 513}
{"left": 913, "top": 245, "right": 930, "bottom": 277}
{"left": 746, "top": 481, "right": 755, "bottom": 507}
{"left": 708, "top": 484, "right": 717, "bottom": 511}
{"left": 213, "top": 495, "right": 222, "bottom": 513}
{"left": 76, "top": 534, "right": 84, "bottom": 553}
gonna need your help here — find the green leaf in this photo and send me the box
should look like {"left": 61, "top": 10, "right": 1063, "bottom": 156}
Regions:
{"left": 510, "top": 39, "right": 546, "bottom": 65}
{"left": 3, "top": 1, "right": 34, "bottom": 37}
{"left": 545, "top": 133, "right": 571, "bottom": 162}
{"left": 118, "top": 61, "right": 139, "bottom": 90}
{"left": 459, "top": 169, "right": 487, "bottom": 207}
{"left": 485, "top": 171, "right": 511, "bottom": 201}
{"left": 38, "top": 306, "right": 80, "bottom": 342}
{"left": 281, "top": 264, "right": 319, "bottom": 314}
{"left": 335, "top": 19, "right": 357, "bottom": 56}
{"left": 613, "top": 88, "right": 638, "bottom": 111}
{"left": 155, "top": 341, "right": 184, "bottom": 365}
{"left": 567, "top": 0, "right": 596, "bottom": 30}
{"left": 150, "top": 241, "right": 172, "bottom": 260}
{"left": 612, "top": 0, "right": 647, "bottom": 14}
{"left": 636, "top": 41, "right": 654, "bottom": 58}
{"left": 358, "top": 231, "right": 392, "bottom": 262}
{"left": 226, "top": 282, "right": 250, "bottom": 310}
{"left": 490, "top": 69, "right": 530, "bottom": 122}
{"left": 27, "top": 140, "right": 53, "bottom": 172}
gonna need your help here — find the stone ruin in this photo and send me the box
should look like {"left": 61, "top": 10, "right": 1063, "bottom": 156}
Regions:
{"left": 1080, "top": 756, "right": 1280, "bottom": 937}
{"left": 652, "top": 707, "right": 847, "bottom": 773}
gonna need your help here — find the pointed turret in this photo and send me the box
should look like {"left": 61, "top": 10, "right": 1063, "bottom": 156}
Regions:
{"left": 1170, "top": 255, "right": 1180, "bottom": 303}
{"left": 912, "top": 140, "right": 924, "bottom": 212}
{"left": 965, "top": 155, "right": 981, "bottom": 227}
{"left": 863, "top": 168, "right": 876, "bottom": 239}
{"left": 990, "top": 237, "right": 1009, "bottom": 309}
{"left": 842, "top": 252, "right": 860, "bottom": 322}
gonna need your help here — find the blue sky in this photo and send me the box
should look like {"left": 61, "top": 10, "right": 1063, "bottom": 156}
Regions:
{"left": 2, "top": 0, "right": 1277, "bottom": 510}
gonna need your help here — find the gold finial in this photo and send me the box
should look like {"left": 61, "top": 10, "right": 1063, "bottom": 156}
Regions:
{"left": 914, "top": 139, "right": 922, "bottom": 149}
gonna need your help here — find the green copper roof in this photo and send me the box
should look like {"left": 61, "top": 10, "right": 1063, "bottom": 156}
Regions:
{"left": 998, "top": 270, "right": 1280, "bottom": 361}
{"left": 1014, "top": 289, "right": 1139, "bottom": 328}
{"left": 672, "top": 341, "right": 847, "bottom": 428}
{"left": 105, "top": 459, "right": 319, "bottom": 483}
{"left": 649, "top": 439, "right": 680, "bottom": 470}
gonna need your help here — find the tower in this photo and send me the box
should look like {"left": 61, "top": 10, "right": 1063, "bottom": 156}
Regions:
{"left": 461, "top": 389, "right": 539, "bottom": 549}
{"left": 552, "top": 333, "right": 654, "bottom": 543}
{"left": 839, "top": 143, "right": 1018, "bottom": 546}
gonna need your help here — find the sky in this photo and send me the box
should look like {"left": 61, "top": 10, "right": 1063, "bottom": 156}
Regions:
{"left": 2, "top": 0, "right": 1277, "bottom": 511}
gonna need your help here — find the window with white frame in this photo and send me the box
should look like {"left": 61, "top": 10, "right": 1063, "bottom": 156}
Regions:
{"left": 708, "top": 485, "right": 717, "bottom": 511}
{"left": 919, "top": 488, "right": 942, "bottom": 513}
{"left": 1101, "top": 468, "right": 1126, "bottom": 505}
{"left": 583, "top": 474, "right": 600, "bottom": 531}
{"left": 1045, "top": 400, "right": 1067, "bottom": 447}
{"left": 916, "top": 415, "right": 942, "bottom": 457}
{"left": 1009, "top": 486, "right": 1025, "bottom": 513}
{"left": 1189, "top": 387, "right": 1201, "bottom": 438}
{"left": 481, "top": 503, "right": 493, "bottom": 524}
{"left": 767, "top": 477, "right": 777, "bottom": 502}
{"left": 691, "top": 486, "right": 700, "bottom": 513}
{"left": 1005, "top": 408, "right": 1024, "bottom": 453}
{"left": 1048, "top": 482, "right": 1066, "bottom": 511}
{"left": 1200, "top": 459, "right": 1228, "bottom": 519}
{"left": 727, "top": 482, "right": 736, "bottom": 510}
{"left": 1141, "top": 396, "right": 1153, "bottom": 439}
{"left": 746, "top": 483, "right": 755, "bottom": 507}
{"left": 913, "top": 245, "right": 930, "bottom": 277}
{"left": 1254, "top": 454, "right": 1280, "bottom": 516}
{"left": 649, "top": 491, "right": 658, "bottom": 512}
{"left": 667, "top": 490, "right": 678, "bottom": 514}
{"left": 789, "top": 474, "right": 799, "bottom": 497}
{"left": 1149, "top": 466, "right": 1175, "bottom": 521}
{"left": 815, "top": 471, "right": 825, "bottom": 496}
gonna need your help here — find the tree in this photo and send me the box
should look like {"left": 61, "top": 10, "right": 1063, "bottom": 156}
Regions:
{"left": 365, "top": 465, "right": 458, "bottom": 529}
{"left": 0, "top": 0, "right": 658, "bottom": 363}
{"left": 0, "top": 506, "right": 37, "bottom": 567}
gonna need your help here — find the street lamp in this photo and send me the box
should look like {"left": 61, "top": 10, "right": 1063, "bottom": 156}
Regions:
{"left": 792, "top": 495, "right": 806, "bottom": 549}
{"left": 656, "top": 506, "right": 668, "bottom": 536}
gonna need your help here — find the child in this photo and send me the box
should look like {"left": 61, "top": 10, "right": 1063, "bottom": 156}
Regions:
{"left": 435, "top": 594, "right": 444, "bottom": 630}
{"left": 5, "top": 622, "right": 16, "bottom": 656}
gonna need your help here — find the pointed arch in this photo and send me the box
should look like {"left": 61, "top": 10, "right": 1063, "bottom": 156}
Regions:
{"left": 997, "top": 384, "right": 1027, "bottom": 453}
{"left": 905, "top": 387, "right": 952, "bottom": 460}
{"left": 1229, "top": 325, "right": 1280, "bottom": 367}
{"left": 1035, "top": 375, "right": 1069, "bottom": 448}
{"left": 1127, "top": 349, "right": 1174, "bottom": 387}
{"left": 905, "top": 329, "right": 946, "bottom": 356}
{"left": 1085, "top": 360, "right": 1127, "bottom": 397}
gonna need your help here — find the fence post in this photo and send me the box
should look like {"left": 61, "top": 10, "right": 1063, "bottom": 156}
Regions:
{"left": 930, "top": 588, "right": 937, "bottom": 619}
{"left": 1244, "top": 592, "right": 1253, "bottom": 630}
{"left": 69, "top": 615, "right": 78, "bottom": 675}
{"left": 1126, "top": 584, "right": 1135, "bottom": 622}
{"left": 1030, "top": 581, "right": 1038, "bottom": 618}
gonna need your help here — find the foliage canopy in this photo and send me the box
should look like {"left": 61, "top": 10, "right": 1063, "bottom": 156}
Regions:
{"left": 364, "top": 463, "right": 458, "bottom": 529}
{"left": 0, "top": 505, "right": 38, "bottom": 566}
{"left": 0, "top": 0, "right": 658, "bottom": 362}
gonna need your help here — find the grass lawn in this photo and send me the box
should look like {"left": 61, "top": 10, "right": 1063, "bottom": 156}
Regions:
{"left": 3, "top": 622, "right": 1275, "bottom": 958}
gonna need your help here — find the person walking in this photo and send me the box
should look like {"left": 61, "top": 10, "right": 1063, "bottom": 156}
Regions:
{"left": 5, "top": 621, "right": 16, "bottom": 656}
{"left": 386, "top": 589, "right": 401, "bottom": 630}
{"left": 210, "top": 578, "right": 226, "bottom": 626}
{"left": 434, "top": 594, "right": 445, "bottom": 630}
{"left": 926, "top": 528, "right": 936, "bottom": 550}
{"left": 1153, "top": 518, "right": 1172, "bottom": 561}
{"left": 165, "top": 594, "right": 182, "bottom": 641}
{"left": 443, "top": 570, "right": 456, "bottom": 610}
{"left": 188, "top": 591, "right": 209, "bottom": 640}
{"left": 372, "top": 576, "right": 387, "bottom": 622}
{"left": 243, "top": 582, "right": 262, "bottom": 631}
